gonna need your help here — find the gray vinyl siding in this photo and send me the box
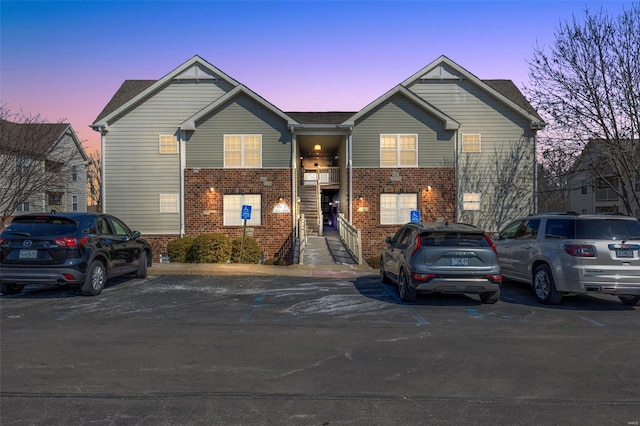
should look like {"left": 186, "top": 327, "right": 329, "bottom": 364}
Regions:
{"left": 104, "top": 80, "right": 231, "bottom": 234}
{"left": 186, "top": 93, "right": 292, "bottom": 168}
{"left": 351, "top": 94, "right": 455, "bottom": 168}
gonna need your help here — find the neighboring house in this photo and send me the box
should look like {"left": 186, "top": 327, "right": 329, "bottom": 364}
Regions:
{"left": 0, "top": 120, "right": 88, "bottom": 220}
{"left": 569, "top": 139, "right": 640, "bottom": 218}
{"left": 91, "top": 55, "right": 543, "bottom": 262}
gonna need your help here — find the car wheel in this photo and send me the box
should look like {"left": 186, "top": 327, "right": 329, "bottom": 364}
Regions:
{"left": 81, "top": 260, "right": 106, "bottom": 296}
{"left": 618, "top": 295, "right": 640, "bottom": 306}
{"left": 380, "top": 258, "right": 391, "bottom": 284}
{"left": 136, "top": 250, "right": 149, "bottom": 279}
{"left": 480, "top": 289, "right": 500, "bottom": 304}
{"left": 398, "top": 269, "right": 416, "bottom": 303}
{"left": 1, "top": 283, "right": 25, "bottom": 295}
{"left": 533, "top": 264, "right": 562, "bottom": 305}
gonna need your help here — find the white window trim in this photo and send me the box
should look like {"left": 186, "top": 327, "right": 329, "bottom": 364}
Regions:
{"left": 159, "top": 193, "right": 179, "bottom": 213}
{"left": 461, "top": 133, "right": 481, "bottom": 153}
{"left": 224, "top": 134, "right": 263, "bottom": 168}
{"left": 380, "top": 193, "right": 417, "bottom": 225}
{"left": 224, "top": 194, "right": 262, "bottom": 226}
{"left": 379, "top": 134, "right": 418, "bottom": 168}
{"left": 463, "top": 192, "right": 481, "bottom": 211}
{"left": 159, "top": 135, "right": 178, "bottom": 154}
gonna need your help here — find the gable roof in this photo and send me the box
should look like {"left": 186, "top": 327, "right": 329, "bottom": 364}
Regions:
{"left": 179, "top": 86, "right": 298, "bottom": 131}
{"left": 401, "top": 55, "right": 544, "bottom": 128}
{"left": 91, "top": 55, "right": 241, "bottom": 129}
{"left": 286, "top": 112, "right": 356, "bottom": 125}
{"left": 343, "top": 85, "right": 460, "bottom": 130}
{"left": 0, "top": 120, "right": 87, "bottom": 161}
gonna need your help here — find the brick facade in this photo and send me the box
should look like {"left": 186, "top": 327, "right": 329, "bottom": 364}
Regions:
{"left": 183, "top": 168, "right": 294, "bottom": 262}
{"left": 350, "top": 167, "right": 456, "bottom": 260}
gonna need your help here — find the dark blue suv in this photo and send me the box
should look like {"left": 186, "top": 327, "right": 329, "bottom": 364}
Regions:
{"left": 0, "top": 212, "right": 152, "bottom": 296}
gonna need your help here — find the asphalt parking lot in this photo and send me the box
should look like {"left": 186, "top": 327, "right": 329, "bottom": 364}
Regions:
{"left": 1, "top": 274, "right": 639, "bottom": 425}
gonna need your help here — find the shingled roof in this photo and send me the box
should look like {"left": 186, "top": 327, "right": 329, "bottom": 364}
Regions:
{"left": 94, "top": 80, "right": 157, "bottom": 123}
{"left": 93, "top": 77, "right": 540, "bottom": 126}
{"left": 0, "top": 119, "right": 71, "bottom": 156}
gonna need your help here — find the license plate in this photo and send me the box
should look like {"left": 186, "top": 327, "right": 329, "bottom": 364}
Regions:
{"left": 19, "top": 249, "right": 38, "bottom": 259}
{"left": 615, "top": 249, "right": 634, "bottom": 258}
{"left": 451, "top": 257, "right": 469, "bottom": 266}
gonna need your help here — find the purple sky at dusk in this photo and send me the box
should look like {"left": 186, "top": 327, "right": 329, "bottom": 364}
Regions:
{"left": 0, "top": 0, "right": 632, "bottom": 154}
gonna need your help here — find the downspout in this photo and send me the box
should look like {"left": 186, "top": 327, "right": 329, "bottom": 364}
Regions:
{"left": 179, "top": 130, "right": 186, "bottom": 237}
{"left": 348, "top": 131, "right": 353, "bottom": 222}
{"left": 533, "top": 130, "right": 538, "bottom": 213}
{"left": 98, "top": 127, "right": 106, "bottom": 213}
{"left": 454, "top": 129, "right": 459, "bottom": 222}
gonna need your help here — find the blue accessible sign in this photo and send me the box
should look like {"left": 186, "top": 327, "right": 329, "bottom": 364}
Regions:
{"left": 241, "top": 205, "right": 252, "bottom": 220}
{"left": 410, "top": 210, "right": 421, "bottom": 223}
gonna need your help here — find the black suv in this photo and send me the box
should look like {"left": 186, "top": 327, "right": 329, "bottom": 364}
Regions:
{"left": 0, "top": 212, "right": 152, "bottom": 296}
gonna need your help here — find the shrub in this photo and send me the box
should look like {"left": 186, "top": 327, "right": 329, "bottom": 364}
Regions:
{"left": 166, "top": 237, "right": 195, "bottom": 263}
{"left": 366, "top": 256, "right": 381, "bottom": 269}
{"left": 188, "top": 233, "right": 232, "bottom": 263}
{"left": 264, "top": 257, "right": 287, "bottom": 266}
{"left": 230, "top": 237, "right": 262, "bottom": 264}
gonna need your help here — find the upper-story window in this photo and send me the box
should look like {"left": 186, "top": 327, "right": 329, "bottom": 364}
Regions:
{"left": 72, "top": 165, "right": 78, "bottom": 181}
{"left": 595, "top": 177, "right": 619, "bottom": 201}
{"left": 72, "top": 195, "right": 78, "bottom": 211}
{"left": 224, "top": 135, "right": 262, "bottom": 168}
{"left": 159, "top": 135, "right": 178, "bottom": 154}
{"left": 15, "top": 201, "right": 30, "bottom": 212}
{"left": 581, "top": 179, "right": 588, "bottom": 195}
{"left": 461, "top": 134, "right": 481, "bottom": 153}
{"left": 16, "top": 156, "right": 31, "bottom": 173}
{"left": 380, "top": 134, "right": 417, "bottom": 167}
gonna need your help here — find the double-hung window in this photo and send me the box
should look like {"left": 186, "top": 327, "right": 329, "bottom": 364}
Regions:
{"left": 224, "top": 135, "right": 262, "bottom": 168}
{"left": 224, "top": 194, "right": 261, "bottom": 226}
{"left": 159, "top": 135, "right": 178, "bottom": 154}
{"left": 159, "top": 194, "right": 179, "bottom": 213}
{"left": 380, "top": 134, "right": 417, "bottom": 167}
{"left": 463, "top": 193, "right": 481, "bottom": 210}
{"left": 380, "top": 193, "right": 417, "bottom": 225}
{"left": 461, "top": 134, "right": 481, "bottom": 153}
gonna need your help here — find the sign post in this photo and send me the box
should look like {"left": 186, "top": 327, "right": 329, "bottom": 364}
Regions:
{"left": 240, "top": 205, "right": 252, "bottom": 263}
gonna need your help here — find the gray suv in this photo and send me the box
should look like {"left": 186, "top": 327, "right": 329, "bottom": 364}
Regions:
{"left": 380, "top": 222, "right": 502, "bottom": 303}
{"left": 493, "top": 212, "right": 640, "bottom": 305}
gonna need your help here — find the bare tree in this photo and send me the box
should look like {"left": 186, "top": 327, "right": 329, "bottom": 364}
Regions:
{"left": 0, "top": 107, "right": 78, "bottom": 226}
{"left": 526, "top": 3, "right": 640, "bottom": 214}
{"left": 458, "top": 136, "right": 535, "bottom": 232}
{"left": 87, "top": 150, "right": 102, "bottom": 212}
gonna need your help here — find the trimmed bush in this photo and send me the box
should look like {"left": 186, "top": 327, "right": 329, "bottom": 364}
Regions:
{"left": 166, "top": 237, "right": 195, "bottom": 263}
{"left": 189, "top": 233, "right": 232, "bottom": 263}
{"left": 366, "top": 256, "right": 381, "bottom": 269}
{"left": 231, "top": 237, "right": 262, "bottom": 264}
{"left": 264, "top": 257, "right": 287, "bottom": 266}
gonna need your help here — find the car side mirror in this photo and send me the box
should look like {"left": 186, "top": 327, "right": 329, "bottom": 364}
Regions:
{"left": 385, "top": 236, "right": 392, "bottom": 244}
{"left": 132, "top": 231, "right": 141, "bottom": 239}
{"left": 492, "top": 233, "right": 501, "bottom": 240}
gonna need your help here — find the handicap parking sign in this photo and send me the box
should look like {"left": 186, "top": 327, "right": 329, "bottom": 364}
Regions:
{"left": 241, "top": 205, "right": 252, "bottom": 220}
{"left": 410, "top": 210, "right": 421, "bottom": 223}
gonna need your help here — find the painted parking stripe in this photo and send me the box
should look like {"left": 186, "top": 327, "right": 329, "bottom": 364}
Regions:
{"left": 240, "top": 294, "right": 266, "bottom": 323}
{"left": 381, "top": 283, "right": 430, "bottom": 326}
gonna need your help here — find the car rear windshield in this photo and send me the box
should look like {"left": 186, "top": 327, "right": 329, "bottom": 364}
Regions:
{"left": 4, "top": 216, "right": 78, "bottom": 237}
{"left": 421, "top": 231, "right": 489, "bottom": 247}
{"left": 546, "top": 218, "right": 640, "bottom": 240}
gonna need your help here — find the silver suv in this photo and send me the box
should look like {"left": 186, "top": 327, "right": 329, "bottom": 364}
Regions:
{"left": 380, "top": 222, "right": 502, "bottom": 303}
{"left": 493, "top": 212, "right": 640, "bottom": 305}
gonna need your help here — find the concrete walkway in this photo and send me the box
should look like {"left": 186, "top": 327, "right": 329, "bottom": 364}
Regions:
{"left": 302, "top": 227, "right": 358, "bottom": 266}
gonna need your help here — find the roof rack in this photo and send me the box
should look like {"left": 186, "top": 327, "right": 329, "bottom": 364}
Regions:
{"left": 529, "top": 211, "right": 579, "bottom": 216}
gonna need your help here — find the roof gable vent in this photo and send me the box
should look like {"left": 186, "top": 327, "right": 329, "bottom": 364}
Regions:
{"left": 419, "top": 64, "right": 464, "bottom": 81}
{"left": 174, "top": 64, "right": 219, "bottom": 81}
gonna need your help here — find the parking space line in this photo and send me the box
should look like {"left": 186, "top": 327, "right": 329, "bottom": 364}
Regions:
{"left": 381, "top": 284, "right": 430, "bottom": 326}
{"left": 240, "top": 294, "right": 266, "bottom": 323}
{"left": 581, "top": 316, "right": 606, "bottom": 327}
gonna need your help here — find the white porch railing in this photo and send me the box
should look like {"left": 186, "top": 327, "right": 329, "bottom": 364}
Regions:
{"left": 337, "top": 213, "right": 364, "bottom": 265}
{"left": 297, "top": 214, "right": 307, "bottom": 265}
{"left": 302, "top": 167, "right": 340, "bottom": 186}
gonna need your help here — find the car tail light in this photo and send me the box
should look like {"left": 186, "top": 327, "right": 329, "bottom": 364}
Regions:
{"left": 63, "top": 274, "right": 76, "bottom": 281}
{"left": 411, "top": 235, "right": 422, "bottom": 256}
{"left": 486, "top": 274, "right": 503, "bottom": 284}
{"left": 412, "top": 273, "right": 435, "bottom": 282}
{"left": 54, "top": 237, "right": 89, "bottom": 248}
{"left": 564, "top": 244, "right": 596, "bottom": 257}
{"left": 484, "top": 233, "right": 499, "bottom": 256}
{"left": 0, "top": 237, "right": 5, "bottom": 244}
